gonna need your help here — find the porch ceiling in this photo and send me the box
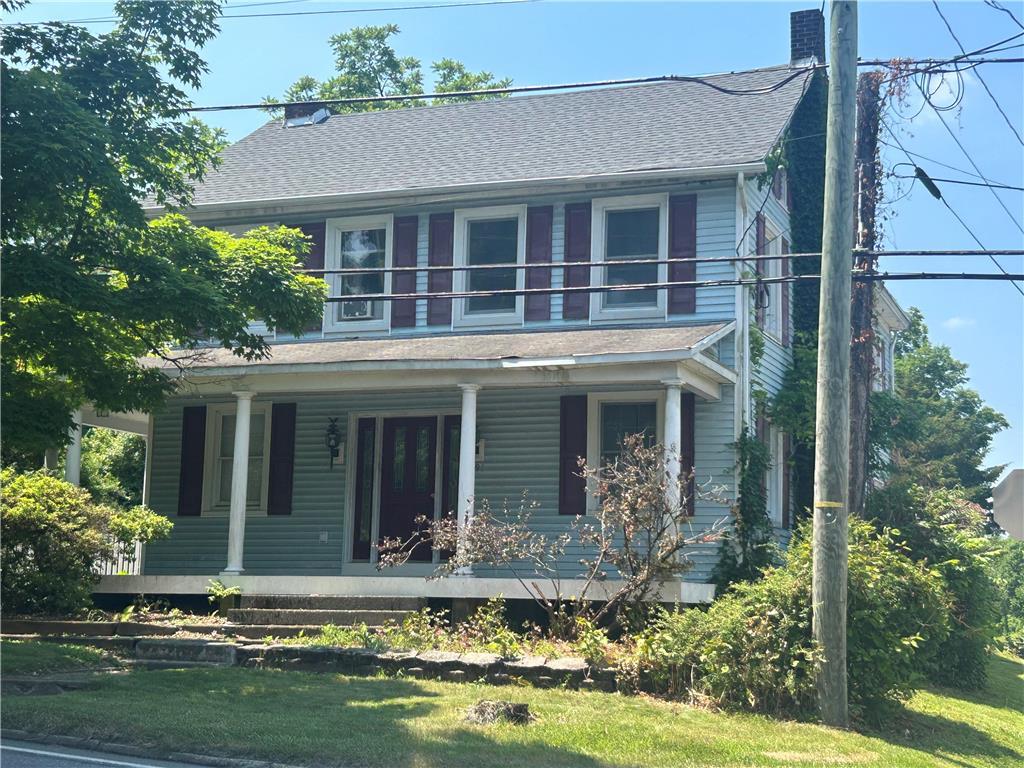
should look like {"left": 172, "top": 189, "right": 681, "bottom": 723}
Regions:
{"left": 146, "top": 323, "right": 734, "bottom": 376}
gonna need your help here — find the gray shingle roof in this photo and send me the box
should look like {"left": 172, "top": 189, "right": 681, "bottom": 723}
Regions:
{"left": 184, "top": 66, "right": 811, "bottom": 209}
{"left": 150, "top": 323, "right": 731, "bottom": 373}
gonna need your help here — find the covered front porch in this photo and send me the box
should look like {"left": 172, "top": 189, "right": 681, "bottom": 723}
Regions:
{"left": 99, "top": 323, "right": 736, "bottom": 601}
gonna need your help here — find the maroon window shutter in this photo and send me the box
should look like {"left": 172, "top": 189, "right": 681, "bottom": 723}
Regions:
{"left": 668, "top": 194, "right": 698, "bottom": 315}
{"left": 525, "top": 206, "right": 553, "bottom": 321}
{"left": 562, "top": 202, "right": 591, "bottom": 321}
{"left": 267, "top": 403, "right": 297, "bottom": 516}
{"left": 781, "top": 237, "right": 791, "bottom": 345}
{"left": 427, "top": 213, "right": 454, "bottom": 326}
{"left": 177, "top": 406, "right": 206, "bottom": 517}
{"left": 559, "top": 394, "right": 588, "bottom": 515}
{"left": 781, "top": 433, "right": 791, "bottom": 528}
{"left": 391, "top": 215, "right": 419, "bottom": 328}
{"left": 680, "top": 393, "right": 696, "bottom": 516}
{"left": 754, "top": 213, "right": 767, "bottom": 328}
{"left": 299, "top": 222, "right": 326, "bottom": 334}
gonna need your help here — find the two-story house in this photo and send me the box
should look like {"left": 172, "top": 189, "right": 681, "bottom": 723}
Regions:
{"left": 83, "top": 10, "right": 880, "bottom": 607}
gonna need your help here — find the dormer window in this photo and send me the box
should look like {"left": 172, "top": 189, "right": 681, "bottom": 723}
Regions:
{"left": 591, "top": 194, "right": 669, "bottom": 321}
{"left": 325, "top": 215, "right": 393, "bottom": 332}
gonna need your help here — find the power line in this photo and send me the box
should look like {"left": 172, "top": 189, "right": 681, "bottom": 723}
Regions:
{"left": 317, "top": 271, "right": 1024, "bottom": 304}
{"left": 913, "top": 77, "right": 1024, "bottom": 235}
{"left": 891, "top": 170, "right": 1024, "bottom": 192}
{"left": 984, "top": 0, "right": 1024, "bottom": 30}
{"left": 295, "top": 249, "right": 1024, "bottom": 276}
{"left": 192, "top": 68, "right": 819, "bottom": 113}
{"left": 2, "top": 0, "right": 539, "bottom": 26}
{"left": 879, "top": 138, "right": 1018, "bottom": 187}
{"left": 931, "top": 0, "right": 1023, "bottom": 145}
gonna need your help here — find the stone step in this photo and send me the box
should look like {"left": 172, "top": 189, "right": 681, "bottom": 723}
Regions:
{"left": 238, "top": 595, "right": 425, "bottom": 611}
{"left": 226, "top": 608, "right": 412, "bottom": 627}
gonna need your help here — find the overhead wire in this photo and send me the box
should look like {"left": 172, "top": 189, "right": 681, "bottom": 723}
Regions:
{"left": 912, "top": 76, "right": 1024, "bottom": 236}
{"left": 931, "top": 0, "right": 1023, "bottom": 145}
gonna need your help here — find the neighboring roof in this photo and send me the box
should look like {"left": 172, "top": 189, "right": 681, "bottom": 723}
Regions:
{"left": 178, "top": 66, "right": 812, "bottom": 210}
{"left": 874, "top": 284, "right": 911, "bottom": 332}
{"left": 150, "top": 323, "right": 733, "bottom": 374}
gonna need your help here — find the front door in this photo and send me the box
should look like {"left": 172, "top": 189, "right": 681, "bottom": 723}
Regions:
{"left": 379, "top": 417, "right": 437, "bottom": 562}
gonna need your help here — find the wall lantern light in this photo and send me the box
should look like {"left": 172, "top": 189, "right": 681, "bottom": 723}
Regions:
{"left": 325, "top": 418, "right": 342, "bottom": 469}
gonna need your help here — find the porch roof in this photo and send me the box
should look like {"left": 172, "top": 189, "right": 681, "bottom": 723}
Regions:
{"left": 152, "top": 323, "right": 734, "bottom": 376}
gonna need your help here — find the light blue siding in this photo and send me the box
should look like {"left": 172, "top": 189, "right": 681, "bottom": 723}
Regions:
{"left": 269, "top": 178, "right": 739, "bottom": 344}
{"left": 144, "top": 384, "right": 735, "bottom": 583}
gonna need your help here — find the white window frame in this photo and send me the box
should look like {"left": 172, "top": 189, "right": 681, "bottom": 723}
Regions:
{"left": 202, "top": 402, "right": 273, "bottom": 516}
{"left": 766, "top": 425, "right": 785, "bottom": 526}
{"left": 453, "top": 204, "right": 527, "bottom": 328}
{"left": 585, "top": 391, "right": 665, "bottom": 511}
{"left": 324, "top": 214, "right": 394, "bottom": 333}
{"left": 761, "top": 222, "right": 784, "bottom": 342}
{"left": 590, "top": 193, "right": 669, "bottom": 322}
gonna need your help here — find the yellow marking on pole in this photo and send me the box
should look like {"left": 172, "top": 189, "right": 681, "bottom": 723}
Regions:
{"left": 814, "top": 501, "right": 844, "bottom": 508}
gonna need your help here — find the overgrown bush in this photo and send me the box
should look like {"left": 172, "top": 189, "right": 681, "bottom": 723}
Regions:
{"left": 632, "top": 519, "right": 949, "bottom": 721}
{"left": 1, "top": 469, "right": 172, "bottom": 615}
{"left": 869, "top": 483, "right": 1000, "bottom": 688}
{"left": 992, "top": 538, "right": 1024, "bottom": 656}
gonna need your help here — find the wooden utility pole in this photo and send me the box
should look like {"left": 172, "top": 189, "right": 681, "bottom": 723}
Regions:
{"left": 813, "top": 0, "right": 857, "bottom": 729}
{"left": 849, "top": 71, "right": 883, "bottom": 518}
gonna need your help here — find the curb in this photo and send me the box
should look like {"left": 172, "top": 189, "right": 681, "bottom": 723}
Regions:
{"left": 1, "top": 729, "right": 311, "bottom": 768}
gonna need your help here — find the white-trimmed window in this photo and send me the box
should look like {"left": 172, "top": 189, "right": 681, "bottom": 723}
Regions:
{"left": 585, "top": 391, "right": 665, "bottom": 510}
{"left": 204, "top": 403, "right": 272, "bottom": 515}
{"left": 761, "top": 223, "right": 784, "bottom": 341}
{"left": 453, "top": 205, "right": 527, "bottom": 327}
{"left": 766, "top": 425, "right": 785, "bottom": 526}
{"left": 591, "top": 194, "right": 668, "bottom": 321}
{"left": 325, "top": 215, "right": 393, "bottom": 332}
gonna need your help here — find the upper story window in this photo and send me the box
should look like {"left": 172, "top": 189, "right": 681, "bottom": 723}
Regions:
{"left": 454, "top": 205, "right": 527, "bottom": 327}
{"left": 325, "top": 215, "right": 393, "bottom": 332}
{"left": 204, "top": 402, "right": 272, "bottom": 515}
{"left": 591, "top": 194, "right": 668, "bottom": 321}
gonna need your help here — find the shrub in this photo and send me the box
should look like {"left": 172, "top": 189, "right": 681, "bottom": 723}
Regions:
{"left": 992, "top": 538, "right": 1024, "bottom": 656}
{"left": 463, "top": 597, "right": 521, "bottom": 658}
{"left": 2, "top": 469, "right": 112, "bottom": 614}
{"left": 869, "top": 483, "right": 1001, "bottom": 688}
{"left": 632, "top": 519, "right": 949, "bottom": 721}
{"left": 1, "top": 469, "right": 172, "bottom": 615}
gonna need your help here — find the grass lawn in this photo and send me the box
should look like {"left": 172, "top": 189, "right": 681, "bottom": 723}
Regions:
{"left": 0, "top": 639, "right": 117, "bottom": 676}
{"left": 1, "top": 641, "right": 1021, "bottom": 768}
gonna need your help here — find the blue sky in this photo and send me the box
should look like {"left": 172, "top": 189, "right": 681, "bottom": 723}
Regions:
{"left": 9, "top": 1, "right": 1024, "bottom": 480}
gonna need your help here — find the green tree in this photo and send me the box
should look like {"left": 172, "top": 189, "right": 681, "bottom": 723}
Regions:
{"left": 886, "top": 308, "right": 1007, "bottom": 505}
{"left": 78, "top": 428, "right": 146, "bottom": 510}
{"left": 268, "top": 24, "right": 511, "bottom": 112}
{"left": 1, "top": 1, "right": 325, "bottom": 464}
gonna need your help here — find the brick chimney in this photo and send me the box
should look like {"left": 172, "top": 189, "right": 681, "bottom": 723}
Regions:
{"left": 790, "top": 8, "right": 825, "bottom": 65}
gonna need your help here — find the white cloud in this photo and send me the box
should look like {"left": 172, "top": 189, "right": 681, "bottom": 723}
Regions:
{"left": 942, "top": 316, "right": 976, "bottom": 330}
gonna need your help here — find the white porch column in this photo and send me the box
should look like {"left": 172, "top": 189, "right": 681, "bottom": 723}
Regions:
{"left": 223, "top": 391, "right": 254, "bottom": 576}
{"left": 64, "top": 410, "right": 83, "bottom": 486}
{"left": 456, "top": 384, "right": 480, "bottom": 572}
{"left": 662, "top": 380, "right": 683, "bottom": 516}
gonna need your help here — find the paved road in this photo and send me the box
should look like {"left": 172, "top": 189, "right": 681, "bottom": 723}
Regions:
{"left": 1, "top": 741, "right": 216, "bottom": 768}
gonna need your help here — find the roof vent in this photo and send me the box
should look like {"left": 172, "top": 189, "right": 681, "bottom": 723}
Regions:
{"left": 283, "top": 106, "right": 331, "bottom": 128}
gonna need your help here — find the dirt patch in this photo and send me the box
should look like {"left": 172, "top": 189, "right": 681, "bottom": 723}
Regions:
{"left": 465, "top": 700, "right": 534, "bottom": 725}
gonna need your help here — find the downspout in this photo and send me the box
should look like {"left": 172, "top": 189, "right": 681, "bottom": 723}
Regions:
{"left": 734, "top": 172, "right": 750, "bottom": 437}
